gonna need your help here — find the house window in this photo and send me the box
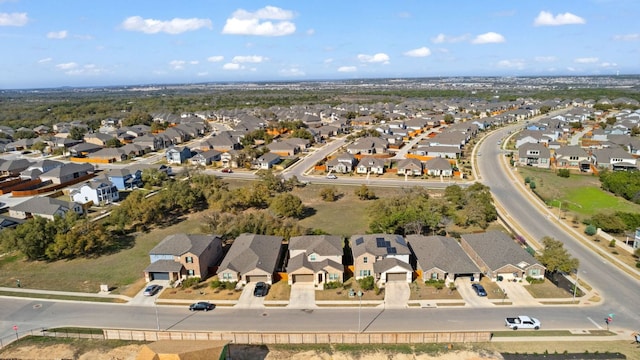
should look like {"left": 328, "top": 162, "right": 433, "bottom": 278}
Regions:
{"left": 185, "top": 256, "right": 193, "bottom": 263}
{"left": 309, "top": 254, "right": 316, "bottom": 261}
{"left": 363, "top": 257, "right": 368, "bottom": 264}
{"left": 187, "top": 269, "right": 195, "bottom": 276}
{"left": 431, "top": 273, "right": 438, "bottom": 280}
{"left": 328, "top": 273, "right": 339, "bottom": 281}
{"left": 359, "top": 270, "right": 371, "bottom": 277}
{"left": 529, "top": 269, "right": 540, "bottom": 276}
{"left": 222, "top": 273, "right": 232, "bottom": 280}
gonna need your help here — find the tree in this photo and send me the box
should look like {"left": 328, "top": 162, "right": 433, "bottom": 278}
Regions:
{"left": 269, "top": 193, "right": 304, "bottom": 218}
{"left": 69, "top": 126, "right": 87, "bottom": 140}
{"left": 105, "top": 138, "right": 123, "bottom": 148}
{"left": 536, "top": 236, "right": 579, "bottom": 274}
{"left": 290, "top": 128, "right": 313, "bottom": 140}
{"left": 122, "top": 111, "right": 152, "bottom": 127}
{"left": 319, "top": 187, "right": 338, "bottom": 202}
{"left": 354, "top": 184, "right": 376, "bottom": 200}
{"left": 443, "top": 114, "right": 454, "bottom": 124}
{"left": 256, "top": 169, "right": 289, "bottom": 193}
{"left": 141, "top": 168, "right": 168, "bottom": 188}
{"left": 30, "top": 141, "right": 47, "bottom": 153}
{"left": 589, "top": 213, "right": 626, "bottom": 234}
{"left": 11, "top": 216, "right": 58, "bottom": 260}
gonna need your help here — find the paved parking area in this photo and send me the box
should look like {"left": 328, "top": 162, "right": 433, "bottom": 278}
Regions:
{"left": 287, "top": 283, "right": 316, "bottom": 309}
{"left": 455, "top": 278, "right": 493, "bottom": 308}
{"left": 128, "top": 281, "right": 168, "bottom": 306}
{"left": 234, "top": 282, "right": 265, "bottom": 309}
{"left": 499, "top": 280, "right": 539, "bottom": 306}
{"left": 384, "top": 281, "right": 409, "bottom": 308}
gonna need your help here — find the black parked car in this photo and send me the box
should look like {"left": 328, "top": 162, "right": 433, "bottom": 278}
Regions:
{"left": 471, "top": 283, "right": 487, "bottom": 297}
{"left": 189, "top": 301, "right": 215, "bottom": 311}
{"left": 253, "top": 282, "right": 269, "bottom": 297}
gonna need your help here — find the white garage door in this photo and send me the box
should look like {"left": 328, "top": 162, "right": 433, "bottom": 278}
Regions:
{"left": 246, "top": 275, "right": 268, "bottom": 283}
{"left": 386, "top": 272, "right": 407, "bottom": 282}
{"left": 292, "top": 274, "right": 314, "bottom": 283}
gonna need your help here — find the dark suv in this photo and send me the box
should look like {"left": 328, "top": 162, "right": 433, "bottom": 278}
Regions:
{"left": 471, "top": 283, "right": 487, "bottom": 296}
{"left": 253, "top": 282, "right": 269, "bottom": 297}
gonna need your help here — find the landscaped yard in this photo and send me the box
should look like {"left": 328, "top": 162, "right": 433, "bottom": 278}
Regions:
{"left": 315, "top": 277, "right": 384, "bottom": 302}
{"left": 408, "top": 281, "right": 462, "bottom": 301}
{"left": 524, "top": 279, "right": 572, "bottom": 298}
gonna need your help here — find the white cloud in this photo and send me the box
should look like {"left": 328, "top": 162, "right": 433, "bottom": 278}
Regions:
{"left": 534, "top": 11, "right": 585, "bottom": 26}
{"left": 613, "top": 33, "right": 640, "bottom": 41}
{"left": 497, "top": 59, "right": 526, "bottom": 69}
{"left": 431, "top": 33, "right": 468, "bottom": 44}
{"left": 47, "top": 30, "right": 68, "bottom": 39}
{"left": 324, "top": 58, "right": 334, "bottom": 64}
{"left": 197, "top": 72, "right": 209, "bottom": 76}
{"left": 574, "top": 57, "right": 598, "bottom": 64}
{"left": 338, "top": 66, "right": 357, "bottom": 73}
{"left": 404, "top": 47, "right": 431, "bottom": 57}
{"left": 169, "top": 60, "right": 186, "bottom": 70}
{"left": 189, "top": 60, "right": 199, "bottom": 65}
{"left": 38, "top": 57, "right": 52, "bottom": 63}
{"left": 279, "top": 67, "right": 305, "bottom": 76}
{"left": 231, "top": 55, "right": 267, "bottom": 63}
{"left": 56, "top": 62, "right": 78, "bottom": 70}
{"left": 121, "top": 16, "right": 212, "bottom": 34}
{"left": 306, "top": 28, "right": 315, "bottom": 35}
{"left": 357, "top": 53, "right": 390, "bottom": 64}
{"left": 0, "top": 12, "right": 28, "bottom": 26}
{"left": 534, "top": 56, "right": 557, "bottom": 63}
{"left": 223, "top": 63, "right": 242, "bottom": 70}
{"left": 64, "top": 63, "right": 105, "bottom": 76}
{"left": 207, "top": 56, "right": 224, "bottom": 63}
{"left": 222, "top": 6, "right": 295, "bottom": 36}
{"left": 472, "top": 32, "right": 505, "bottom": 44}
{"left": 600, "top": 62, "right": 617, "bottom": 68}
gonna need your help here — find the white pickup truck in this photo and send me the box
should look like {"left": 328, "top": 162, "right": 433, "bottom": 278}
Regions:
{"left": 505, "top": 315, "right": 541, "bottom": 330}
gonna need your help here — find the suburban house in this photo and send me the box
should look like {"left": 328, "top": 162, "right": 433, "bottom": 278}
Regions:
{"left": 267, "top": 141, "right": 298, "bottom": 157}
{"left": 350, "top": 233, "right": 412, "bottom": 287}
{"left": 517, "top": 143, "right": 551, "bottom": 168}
{"left": 591, "top": 147, "right": 637, "bottom": 171}
{"left": 356, "top": 156, "right": 386, "bottom": 174}
{"left": 0, "top": 159, "right": 32, "bottom": 176}
{"left": 286, "top": 235, "right": 344, "bottom": 288}
{"left": 217, "top": 233, "right": 283, "bottom": 285}
{"left": 255, "top": 152, "right": 281, "bottom": 170}
{"left": 460, "top": 231, "right": 545, "bottom": 281}
{"left": 424, "top": 157, "right": 454, "bottom": 176}
{"left": 407, "top": 235, "right": 480, "bottom": 284}
{"left": 325, "top": 153, "right": 357, "bottom": 174}
{"left": 189, "top": 149, "right": 221, "bottom": 167}
{"left": 554, "top": 145, "right": 591, "bottom": 171}
{"left": 106, "top": 168, "right": 142, "bottom": 190}
{"left": 412, "top": 145, "right": 462, "bottom": 159}
{"left": 346, "top": 137, "right": 388, "bottom": 155}
{"left": 9, "top": 196, "right": 84, "bottom": 220}
{"left": 39, "top": 163, "right": 94, "bottom": 185}
{"left": 165, "top": 146, "right": 192, "bottom": 164}
{"left": 396, "top": 158, "right": 423, "bottom": 176}
{"left": 144, "top": 233, "right": 223, "bottom": 283}
{"left": 69, "top": 178, "right": 119, "bottom": 205}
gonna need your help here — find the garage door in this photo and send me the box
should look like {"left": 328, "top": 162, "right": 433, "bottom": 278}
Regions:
{"left": 246, "top": 275, "right": 268, "bottom": 283}
{"left": 386, "top": 272, "right": 407, "bottom": 282}
{"left": 292, "top": 274, "right": 313, "bottom": 283}
{"left": 150, "top": 272, "right": 170, "bottom": 281}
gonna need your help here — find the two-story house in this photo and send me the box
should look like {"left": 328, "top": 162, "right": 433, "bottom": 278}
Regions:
{"left": 517, "top": 143, "right": 551, "bottom": 168}
{"left": 350, "top": 234, "right": 412, "bottom": 287}
{"left": 286, "top": 235, "right": 344, "bottom": 288}
{"left": 554, "top": 145, "right": 591, "bottom": 172}
{"left": 69, "top": 178, "right": 119, "bottom": 205}
{"left": 165, "top": 146, "right": 192, "bottom": 164}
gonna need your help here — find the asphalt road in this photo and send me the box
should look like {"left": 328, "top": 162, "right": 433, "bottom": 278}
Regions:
{"left": 476, "top": 124, "right": 640, "bottom": 331}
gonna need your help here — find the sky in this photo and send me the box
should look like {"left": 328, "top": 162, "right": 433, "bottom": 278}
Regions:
{"left": 1, "top": 0, "right": 639, "bottom": 89}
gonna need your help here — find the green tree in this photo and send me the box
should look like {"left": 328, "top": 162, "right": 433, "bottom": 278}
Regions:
{"left": 443, "top": 114, "right": 454, "bottom": 124}
{"left": 256, "top": 169, "right": 290, "bottom": 193}
{"left": 319, "top": 187, "right": 338, "bottom": 202}
{"left": 105, "top": 138, "right": 123, "bottom": 148}
{"left": 69, "top": 126, "right": 87, "bottom": 140}
{"left": 354, "top": 184, "right": 376, "bottom": 200}
{"left": 14, "top": 130, "right": 37, "bottom": 139}
{"left": 12, "top": 216, "right": 58, "bottom": 260}
{"left": 290, "top": 128, "right": 313, "bottom": 140}
{"left": 122, "top": 112, "right": 152, "bottom": 127}
{"left": 589, "top": 213, "right": 626, "bottom": 234}
{"left": 30, "top": 141, "right": 47, "bottom": 153}
{"left": 358, "top": 276, "right": 375, "bottom": 291}
{"left": 141, "top": 168, "right": 168, "bottom": 188}
{"left": 269, "top": 193, "right": 304, "bottom": 218}
{"left": 536, "top": 236, "right": 579, "bottom": 273}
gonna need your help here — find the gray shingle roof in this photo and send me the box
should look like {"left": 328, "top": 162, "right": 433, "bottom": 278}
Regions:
{"left": 460, "top": 231, "right": 541, "bottom": 271}
{"left": 286, "top": 253, "right": 342, "bottom": 273}
{"left": 10, "top": 196, "right": 77, "bottom": 216}
{"left": 144, "top": 260, "right": 184, "bottom": 273}
{"left": 372, "top": 257, "right": 412, "bottom": 273}
{"left": 288, "top": 235, "right": 343, "bottom": 257}
{"left": 349, "top": 234, "right": 411, "bottom": 258}
{"left": 149, "top": 234, "right": 221, "bottom": 257}
{"left": 218, "top": 233, "right": 283, "bottom": 274}
{"left": 407, "top": 235, "right": 479, "bottom": 274}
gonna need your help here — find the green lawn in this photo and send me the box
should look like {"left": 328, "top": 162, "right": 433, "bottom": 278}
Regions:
{"left": 517, "top": 167, "right": 640, "bottom": 216}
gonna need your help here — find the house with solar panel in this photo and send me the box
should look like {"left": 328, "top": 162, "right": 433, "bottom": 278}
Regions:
{"left": 349, "top": 234, "right": 412, "bottom": 287}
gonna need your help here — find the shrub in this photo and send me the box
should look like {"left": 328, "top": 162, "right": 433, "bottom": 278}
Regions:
{"left": 635, "top": 262, "right": 640, "bottom": 268}
{"left": 584, "top": 225, "right": 597, "bottom": 236}
{"left": 324, "top": 281, "right": 342, "bottom": 290}
{"left": 557, "top": 169, "right": 570, "bottom": 178}
{"left": 424, "top": 279, "right": 445, "bottom": 286}
{"left": 357, "top": 276, "right": 375, "bottom": 291}
{"left": 223, "top": 281, "right": 237, "bottom": 290}
{"left": 529, "top": 181, "right": 536, "bottom": 190}
{"left": 526, "top": 276, "right": 544, "bottom": 284}
{"left": 210, "top": 279, "right": 221, "bottom": 289}
{"left": 181, "top": 277, "right": 201, "bottom": 289}
{"left": 524, "top": 176, "right": 531, "bottom": 184}
{"left": 608, "top": 239, "right": 616, "bottom": 248}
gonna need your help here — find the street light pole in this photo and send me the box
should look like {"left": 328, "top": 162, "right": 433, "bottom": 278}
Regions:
{"left": 154, "top": 301, "right": 160, "bottom": 331}
{"left": 572, "top": 269, "right": 579, "bottom": 303}
{"left": 357, "top": 290, "right": 363, "bottom": 333}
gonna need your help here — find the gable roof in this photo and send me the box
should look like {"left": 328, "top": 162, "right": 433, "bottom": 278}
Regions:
{"left": 218, "top": 233, "right": 282, "bottom": 274}
{"left": 407, "top": 235, "right": 479, "bottom": 274}
{"left": 11, "top": 196, "right": 79, "bottom": 216}
{"left": 149, "top": 234, "right": 221, "bottom": 257}
{"left": 349, "top": 233, "right": 411, "bottom": 258}
{"left": 288, "top": 235, "right": 343, "bottom": 256}
{"left": 461, "top": 231, "right": 542, "bottom": 271}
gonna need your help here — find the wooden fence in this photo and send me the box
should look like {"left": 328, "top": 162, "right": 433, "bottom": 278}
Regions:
{"left": 103, "top": 329, "right": 492, "bottom": 345}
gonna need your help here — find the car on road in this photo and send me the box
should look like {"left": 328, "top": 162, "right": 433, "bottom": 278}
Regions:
{"left": 189, "top": 302, "right": 215, "bottom": 311}
{"left": 471, "top": 283, "right": 487, "bottom": 297}
{"left": 143, "top": 284, "right": 162, "bottom": 296}
{"left": 505, "top": 315, "right": 540, "bottom": 330}
{"left": 253, "top": 282, "right": 269, "bottom": 297}
{"left": 221, "top": 168, "right": 233, "bottom": 173}
{"left": 326, "top": 174, "right": 337, "bottom": 179}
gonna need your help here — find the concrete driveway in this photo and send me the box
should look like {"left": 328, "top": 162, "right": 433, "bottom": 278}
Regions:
{"left": 499, "top": 280, "right": 539, "bottom": 306}
{"left": 384, "top": 281, "right": 409, "bottom": 309}
{"left": 455, "top": 278, "right": 493, "bottom": 308}
{"left": 128, "top": 281, "right": 168, "bottom": 306}
{"left": 287, "top": 283, "right": 316, "bottom": 309}
{"left": 234, "top": 282, "right": 265, "bottom": 309}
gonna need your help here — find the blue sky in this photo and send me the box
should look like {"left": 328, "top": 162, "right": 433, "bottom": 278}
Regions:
{"left": 1, "top": 0, "right": 639, "bottom": 89}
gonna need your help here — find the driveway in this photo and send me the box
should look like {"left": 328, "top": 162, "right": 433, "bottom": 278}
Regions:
{"left": 234, "top": 282, "right": 265, "bottom": 309}
{"left": 455, "top": 278, "right": 493, "bottom": 308}
{"left": 384, "top": 281, "right": 409, "bottom": 308}
{"left": 128, "top": 281, "right": 168, "bottom": 306}
{"left": 499, "top": 280, "right": 539, "bottom": 306}
{"left": 287, "top": 283, "right": 316, "bottom": 309}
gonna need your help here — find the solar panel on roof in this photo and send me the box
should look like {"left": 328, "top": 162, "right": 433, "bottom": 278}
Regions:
{"left": 388, "top": 247, "right": 397, "bottom": 254}
{"left": 396, "top": 237, "right": 406, "bottom": 246}
{"left": 356, "top": 238, "right": 364, "bottom": 246}
{"left": 376, "top": 237, "right": 386, "bottom": 247}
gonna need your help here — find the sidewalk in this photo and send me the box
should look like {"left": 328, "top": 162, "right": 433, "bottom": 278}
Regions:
{"left": 0, "top": 286, "right": 131, "bottom": 302}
